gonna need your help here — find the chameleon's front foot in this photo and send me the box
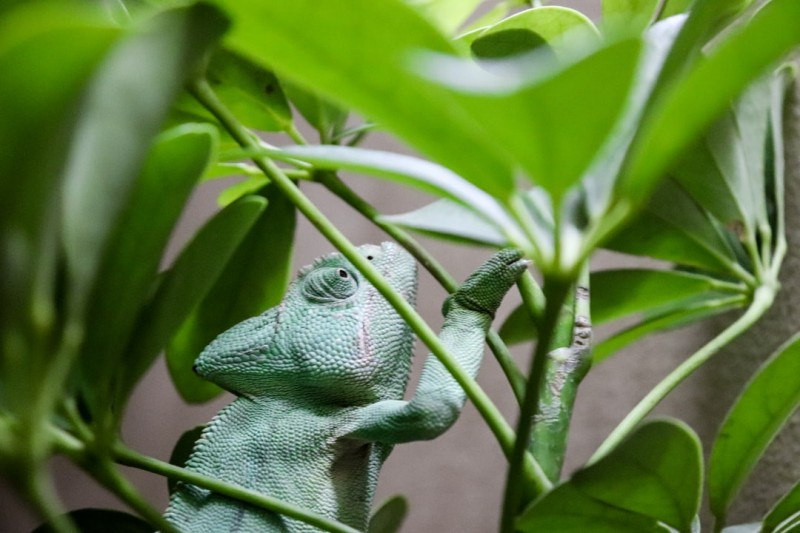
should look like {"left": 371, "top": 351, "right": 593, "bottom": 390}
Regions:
{"left": 450, "top": 249, "right": 530, "bottom": 317}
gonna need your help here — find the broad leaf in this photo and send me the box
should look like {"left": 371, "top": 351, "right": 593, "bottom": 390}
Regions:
{"left": 118, "top": 196, "right": 267, "bottom": 404}
{"left": 604, "top": 179, "right": 740, "bottom": 276}
{"left": 368, "top": 495, "right": 408, "bottom": 533}
{"left": 419, "top": 38, "right": 641, "bottom": 206}
{"left": 0, "top": 4, "right": 118, "bottom": 409}
{"left": 79, "top": 124, "right": 216, "bottom": 414}
{"left": 709, "top": 333, "right": 800, "bottom": 524}
{"left": 168, "top": 426, "right": 205, "bottom": 494}
{"left": 517, "top": 483, "right": 661, "bottom": 533}
{"left": 62, "top": 4, "right": 227, "bottom": 316}
{"left": 763, "top": 481, "right": 800, "bottom": 532}
{"left": 574, "top": 419, "right": 703, "bottom": 532}
{"left": 167, "top": 186, "right": 295, "bottom": 403}
{"left": 593, "top": 295, "right": 743, "bottom": 362}
{"left": 266, "top": 145, "right": 524, "bottom": 245}
{"left": 381, "top": 199, "right": 506, "bottom": 247}
{"left": 281, "top": 82, "right": 347, "bottom": 143}
{"left": 404, "top": 0, "right": 483, "bottom": 35}
{"left": 218, "top": 176, "right": 270, "bottom": 207}
{"left": 603, "top": 0, "right": 660, "bottom": 34}
{"left": 216, "top": 0, "right": 515, "bottom": 198}
{"left": 467, "top": 7, "right": 600, "bottom": 60}
{"left": 33, "top": 508, "right": 150, "bottom": 533}
{"left": 619, "top": 0, "right": 800, "bottom": 207}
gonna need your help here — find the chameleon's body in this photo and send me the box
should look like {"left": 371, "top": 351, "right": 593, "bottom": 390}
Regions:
{"left": 165, "top": 242, "right": 527, "bottom": 532}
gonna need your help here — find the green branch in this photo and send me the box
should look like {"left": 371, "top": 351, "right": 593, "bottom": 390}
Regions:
{"left": 188, "top": 79, "right": 551, "bottom": 494}
{"left": 589, "top": 284, "right": 775, "bottom": 463}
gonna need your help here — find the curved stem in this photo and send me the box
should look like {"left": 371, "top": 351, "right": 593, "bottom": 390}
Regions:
{"left": 319, "top": 172, "right": 527, "bottom": 404}
{"left": 589, "top": 284, "right": 775, "bottom": 463}
{"left": 189, "top": 79, "right": 551, "bottom": 493}
{"left": 24, "top": 468, "right": 77, "bottom": 533}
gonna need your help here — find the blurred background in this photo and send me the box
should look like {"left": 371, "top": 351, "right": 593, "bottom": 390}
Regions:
{"left": 3, "top": 1, "right": 800, "bottom": 531}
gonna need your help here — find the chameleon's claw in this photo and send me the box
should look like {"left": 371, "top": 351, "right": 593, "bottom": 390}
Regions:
{"left": 452, "top": 249, "right": 529, "bottom": 317}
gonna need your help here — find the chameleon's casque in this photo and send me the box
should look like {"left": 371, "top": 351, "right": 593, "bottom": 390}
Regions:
{"left": 165, "top": 243, "right": 527, "bottom": 532}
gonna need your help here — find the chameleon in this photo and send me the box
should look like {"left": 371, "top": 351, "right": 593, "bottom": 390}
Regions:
{"left": 164, "top": 242, "right": 528, "bottom": 532}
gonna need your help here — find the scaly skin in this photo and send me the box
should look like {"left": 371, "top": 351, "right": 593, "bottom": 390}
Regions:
{"left": 164, "top": 242, "right": 527, "bottom": 532}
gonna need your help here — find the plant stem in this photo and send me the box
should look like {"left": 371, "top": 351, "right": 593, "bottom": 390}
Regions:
{"left": 189, "top": 79, "right": 550, "bottom": 493}
{"left": 113, "top": 445, "right": 360, "bottom": 533}
{"left": 24, "top": 468, "right": 77, "bottom": 533}
{"left": 93, "top": 460, "right": 177, "bottom": 533}
{"left": 319, "top": 171, "right": 527, "bottom": 403}
{"left": 589, "top": 284, "right": 776, "bottom": 463}
{"left": 529, "top": 266, "right": 592, "bottom": 482}
{"left": 500, "top": 279, "right": 571, "bottom": 533}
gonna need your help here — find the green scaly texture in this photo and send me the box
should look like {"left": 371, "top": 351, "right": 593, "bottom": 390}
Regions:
{"left": 165, "top": 243, "right": 527, "bottom": 532}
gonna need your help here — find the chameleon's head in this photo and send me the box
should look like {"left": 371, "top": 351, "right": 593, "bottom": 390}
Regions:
{"left": 194, "top": 242, "right": 417, "bottom": 403}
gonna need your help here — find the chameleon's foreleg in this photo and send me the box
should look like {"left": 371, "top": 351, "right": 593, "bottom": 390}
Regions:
{"left": 346, "top": 249, "right": 529, "bottom": 443}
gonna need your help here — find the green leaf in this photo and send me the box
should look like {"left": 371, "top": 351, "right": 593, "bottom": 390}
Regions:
{"left": 281, "top": 82, "right": 347, "bottom": 143}
{"left": 368, "top": 495, "right": 408, "bottom": 533}
{"left": 168, "top": 426, "right": 205, "bottom": 494}
{"left": 593, "top": 295, "right": 743, "bottom": 362}
{"left": 619, "top": 0, "right": 800, "bottom": 206}
{"left": 421, "top": 38, "right": 641, "bottom": 206}
{"left": 266, "top": 145, "right": 524, "bottom": 245}
{"left": 603, "top": 0, "right": 660, "bottom": 34}
{"left": 382, "top": 199, "right": 506, "bottom": 247}
{"left": 167, "top": 185, "right": 296, "bottom": 403}
{"left": 79, "top": 124, "right": 217, "bottom": 413}
{"left": 33, "top": 508, "right": 150, "bottom": 533}
{"left": 61, "top": 4, "right": 228, "bottom": 313}
{"left": 658, "top": 0, "right": 692, "bottom": 20}
{"left": 218, "top": 176, "right": 270, "bottom": 207}
{"left": 709, "top": 332, "right": 800, "bottom": 524}
{"left": 573, "top": 419, "right": 703, "bottom": 532}
{"left": 763, "top": 481, "right": 800, "bottom": 532}
{"left": 591, "top": 269, "right": 736, "bottom": 324}
{"left": 404, "top": 0, "right": 483, "bottom": 35}
{"left": 0, "top": 4, "right": 118, "bottom": 407}
{"left": 498, "top": 305, "right": 539, "bottom": 346}
{"left": 517, "top": 483, "right": 661, "bottom": 533}
{"left": 215, "top": 0, "right": 515, "bottom": 198}
{"left": 118, "top": 195, "right": 267, "bottom": 404}
{"left": 468, "top": 7, "right": 600, "bottom": 60}
{"left": 604, "top": 179, "right": 740, "bottom": 275}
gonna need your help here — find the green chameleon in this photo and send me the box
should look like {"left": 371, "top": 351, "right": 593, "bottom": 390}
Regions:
{"left": 164, "top": 242, "right": 528, "bottom": 532}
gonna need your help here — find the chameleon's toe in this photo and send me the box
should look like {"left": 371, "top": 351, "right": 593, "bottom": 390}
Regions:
{"left": 453, "top": 249, "right": 529, "bottom": 317}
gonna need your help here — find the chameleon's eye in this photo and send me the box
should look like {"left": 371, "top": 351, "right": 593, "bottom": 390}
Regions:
{"left": 302, "top": 266, "right": 358, "bottom": 303}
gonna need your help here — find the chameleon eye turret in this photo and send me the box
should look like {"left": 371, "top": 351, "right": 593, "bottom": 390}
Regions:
{"left": 166, "top": 244, "right": 526, "bottom": 532}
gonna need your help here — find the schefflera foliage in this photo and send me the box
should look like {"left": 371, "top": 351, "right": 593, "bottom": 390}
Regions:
{"left": 3, "top": 0, "right": 800, "bottom": 532}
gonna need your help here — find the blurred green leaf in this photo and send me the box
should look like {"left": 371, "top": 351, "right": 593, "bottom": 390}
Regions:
{"left": 382, "top": 199, "right": 506, "bottom": 247}
{"left": 368, "top": 495, "right": 408, "bottom": 533}
{"left": 266, "top": 145, "right": 523, "bottom": 244}
{"left": 118, "top": 196, "right": 267, "bottom": 404}
{"left": 0, "top": 4, "right": 118, "bottom": 409}
{"left": 468, "top": 7, "right": 600, "bottom": 60}
{"left": 764, "top": 481, "right": 800, "bottom": 532}
{"left": 573, "top": 419, "right": 702, "bottom": 532}
{"left": 517, "top": 483, "right": 661, "bottom": 532}
{"left": 168, "top": 425, "right": 205, "bottom": 494}
{"left": 33, "top": 508, "right": 150, "bottom": 533}
{"left": 605, "top": 180, "right": 740, "bottom": 276}
{"left": 218, "top": 176, "right": 270, "bottom": 206}
{"left": 80, "top": 124, "right": 216, "bottom": 414}
{"left": 498, "top": 305, "right": 538, "bottom": 346}
{"left": 658, "top": 0, "right": 692, "bottom": 20}
{"left": 709, "top": 332, "right": 800, "bottom": 524}
{"left": 281, "top": 82, "right": 347, "bottom": 143}
{"left": 603, "top": 0, "right": 660, "bottom": 33}
{"left": 61, "top": 4, "right": 228, "bottom": 315}
{"left": 593, "top": 295, "right": 744, "bottom": 362}
{"left": 167, "top": 186, "right": 296, "bottom": 403}
{"left": 422, "top": 38, "right": 641, "bottom": 206}
{"left": 404, "top": 0, "right": 483, "bottom": 35}
{"left": 619, "top": 0, "right": 800, "bottom": 206}
{"left": 215, "top": 0, "right": 516, "bottom": 198}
